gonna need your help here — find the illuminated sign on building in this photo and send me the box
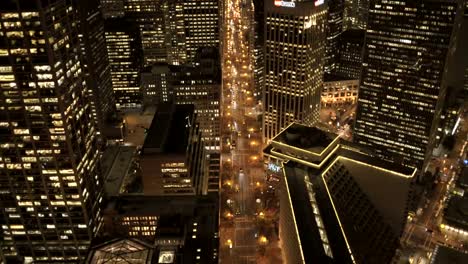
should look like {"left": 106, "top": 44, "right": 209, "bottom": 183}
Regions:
{"left": 268, "top": 163, "right": 281, "bottom": 173}
{"left": 315, "top": 0, "right": 324, "bottom": 6}
{"left": 274, "top": 1, "right": 296, "bottom": 8}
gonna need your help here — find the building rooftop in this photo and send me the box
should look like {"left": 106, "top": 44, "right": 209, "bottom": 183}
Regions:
{"left": 102, "top": 194, "right": 219, "bottom": 263}
{"left": 444, "top": 195, "right": 468, "bottom": 230}
{"left": 283, "top": 151, "right": 414, "bottom": 263}
{"left": 104, "top": 17, "right": 138, "bottom": 32}
{"left": 100, "top": 146, "right": 137, "bottom": 197}
{"left": 271, "top": 123, "right": 338, "bottom": 155}
{"left": 430, "top": 245, "right": 468, "bottom": 264}
{"left": 142, "top": 103, "right": 195, "bottom": 154}
{"left": 340, "top": 28, "right": 366, "bottom": 41}
{"left": 109, "top": 194, "right": 217, "bottom": 217}
{"left": 87, "top": 238, "right": 154, "bottom": 264}
{"left": 155, "top": 215, "right": 186, "bottom": 238}
{"left": 266, "top": 123, "right": 416, "bottom": 263}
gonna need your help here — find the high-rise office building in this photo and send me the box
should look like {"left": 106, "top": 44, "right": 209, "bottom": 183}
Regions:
{"left": 325, "top": 0, "right": 344, "bottom": 74}
{"left": 253, "top": 0, "right": 265, "bottom": 100}
{"left": 125, "top": 0, "right": 167, "bottom": 66}
{"left": 92, "top": 194, "right": 219, "bottom": 263}
{"left": 264, "top": 123, "right": 416, "bottom": 264}
{"left": 104, "top": 18, "right": 142, "bottom": 109}
{"left": 140, "top": 104, "right": 207, "bottom": 196}
{"left": 77, "top": 0, "right": 116, "bottom": 132}
{"left": 263, "top": 0, "right": 328, "bottom": 141}
{"left": 100, "top": 0, "right": 125, "bottom": 18}
{"left": 462, "top": 4, "right": 468, "bottom": 94}
{"left": 335, "top": 28, "right": 365, "bottom": 80}
{"left": 183, "top": 0, "right": 220, "bottom": 61}
{"left": 0, "top": 0, "right": 103, "bottom": 262}
{"left": 141, "top": 63, "right": 172, "bottom": 107}
{"left": 343, "top": 0, "right": 368, "bottom": 30}
{"left": 163, "top": 0, "right": 187, "bottom": 65}
{"left": 172, "top": 48, "right": 221, "bottom": 152}
{"left": 141, "top": 48, "right": 221, "bottom": 152}
{"left": 354, "top": 0, "right": 464, "bottom": 169}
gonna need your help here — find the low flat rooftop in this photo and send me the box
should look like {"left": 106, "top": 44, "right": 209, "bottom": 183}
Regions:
{"left": 101, "top": 146, "right": 136, "bottom": 197}
{"left": 142, "top": 103, "right": 194, "bottom": 154}
{"left": 271, "top": 123, "right": 338, "bottom": 155}
{"left": 444, "top": 195, "right": 468, "bottom": 230}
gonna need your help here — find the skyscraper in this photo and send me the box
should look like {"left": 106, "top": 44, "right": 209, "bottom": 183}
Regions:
{"left": 104, "top": 18, "right": 143, "bottom": 109}
{"left": 100, "top": 0, "right": 125, "bottom": 19}
{"left": 324, "top": 0, "right": 344, "bottom": 74}
{"left": 124, "top": 0, "right": 167, "bottom": 66}
{"left": 140, "top": 48, "right": 221, "bottom": 152}
{"left": 163, "top": 0, "right": 187, "bottom": 65}
{"left": 140, "top": 104, "right": 207, "bottom": 195}
{"left": 77, "top": 0, "right": 116, "bottom": 132}
{"left": 343, "top": 0, "right": 368, "bottom": 30}
{"left": 183, "top": 0, "right": 220, "bottom": 61}
{"left": 335, "top": 28, "right": 365, "bottom": 80}
{"left": 264, "top": 123, "right": 416, "bottom": 263}
{"left": 263, "top": 0, "right": 328, "bottom": 141}
{"left": 354, "top": 0, "right": 464, "bottom": 169}
{"left": 0, "top": 0, "right": 103, "bottom": 262}
{"left": 253, "top": 0, "right": 265, "bottom": 100}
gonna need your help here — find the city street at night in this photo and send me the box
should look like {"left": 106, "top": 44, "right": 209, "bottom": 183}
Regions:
{"left": 219, "top": 0, "right": 282, "bottom": 263}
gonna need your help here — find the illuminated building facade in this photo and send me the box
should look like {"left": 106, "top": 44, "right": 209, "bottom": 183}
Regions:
{"left": 343, "top": 0, "right": 368, "bottom": 30}
{"left": 0, "top": 1, "right": 103, "bottom": 262}
{"left": 141, "top": 63, "right": 172, "bottom": 107}
{"left": 207, "top": 153, "right": 220, "bottom": 192}
{"left": 325, "top": 0, "right": 344, "bottom": 74}
{"left": 335, "top": 28, "right": 364, "bottom": 80}
{"left": 124, "top": 0, "right": 167, "bottom": 66}
{"left": 183, "top": 0, "right": 220, "bottom": 61}
{"left": 263, "top": 0, "right": 328, "bottom": 141}
{"left": 98, "top": 194, "right": 219, "bottom": 263}
{"left": 104, "top": 18, "right": 142, "bottom": 109}
{"left": 264, "top": 123, "right": 416, "bottom": 264}
{"left": 141, "top": 48, "right": 221, "bottom": 152}
{"left": 140, "top": 104, "right": 206, "bottom": 195}
{"left": 77, "top": 0, "right": 116, "bottom": 132}
{"left": 163, "top": 0, "right": 187, "bottom": 65}
{"left": 172, "top": 48, "right": 221, "bottom": 152}
{"left": 354, "top": 0, "right": 464, "bottom": 169}
{"left": 253, "top": 0, "right": 265, "bottom": 100}
{"left": 321, "top": 78, "right": 359, "bottom": 107}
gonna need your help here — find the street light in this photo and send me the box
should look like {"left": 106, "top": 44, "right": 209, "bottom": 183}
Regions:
{"left": 259, "top": 236, "right": 268, "bottom": 245}
{"left": 258, "top": 211, "right": 265, "bottom": 218}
